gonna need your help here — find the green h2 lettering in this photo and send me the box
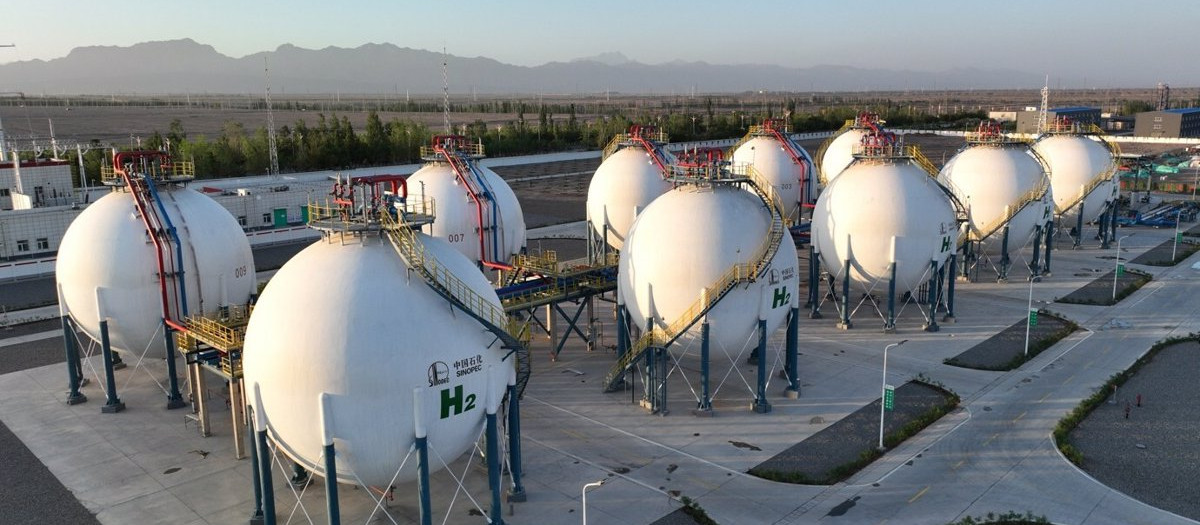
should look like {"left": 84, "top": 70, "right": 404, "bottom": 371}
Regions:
{"left": 772, "top": 287, "right": 791, "bottom": 309}
{"left": 439, "top": 385, "right": 477, "bottom": 419}
{"left": 940, "top": 235, "right": 951, "bottom": 253}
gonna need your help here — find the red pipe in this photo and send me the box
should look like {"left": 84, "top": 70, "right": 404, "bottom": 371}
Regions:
{"left": 113, "top": 153, "right": 174, "bottom": 325}
{"left": 431, "top": 146, "right": 513, "bottom": 271}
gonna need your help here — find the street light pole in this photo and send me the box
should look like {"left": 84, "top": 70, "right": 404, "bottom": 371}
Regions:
{"left": 581, "top": 480, "right": 605, "bottom": 525}
{"left": 1113, "top": 234, "right": 1133, "bottom": 301}
{"left": 879, "top": 339, "right": 908, "bottom": 451}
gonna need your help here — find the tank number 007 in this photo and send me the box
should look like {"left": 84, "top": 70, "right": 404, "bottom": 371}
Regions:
{"left": 234, "top": 266, "right": 248, "bottom": 278}
{"left": 447, "top": 233, "right": 465, "bottom": 243}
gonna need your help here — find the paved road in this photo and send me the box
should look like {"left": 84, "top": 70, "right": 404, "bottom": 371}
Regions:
{"left": 793, "top": 252, "right": 1200, "bottom": 524}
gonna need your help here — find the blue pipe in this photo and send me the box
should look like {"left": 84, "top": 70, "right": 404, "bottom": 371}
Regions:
{"left": 144, "top": 177, "right": 189, "bottom": 317}
{"left": 466, "top": 159, "right": 502, "bottom": 264}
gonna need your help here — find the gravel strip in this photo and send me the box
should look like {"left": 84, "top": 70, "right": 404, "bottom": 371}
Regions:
{"left": 1056, "top": 270, "right": 1149, "bottom": 305}
{"left": 1068, "top": 342, "right": 1200, "bottom": 521}
{"left": 750, "top": 382, "right": 951, "bottom": 483}
{"left": 1130, "top": 239, "right": 1200, "bottom": 266}
{"left": 945, "top": 314, "right": 1073, "bottom": 370}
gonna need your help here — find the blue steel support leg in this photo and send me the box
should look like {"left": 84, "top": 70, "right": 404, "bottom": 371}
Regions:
{"left": 695, "top": 322, "right": 713, "bottom": 414}
{"left": 752, "top": 319, "right": 771, "bottom": 413}
{"left": 1043, "top": 220, "right": 1054, "bottom": 276}
{"left": 923, "top": 261, "right": 940, "bottom": 333}
{"left": 416, "top": 435, "right": 432, "bottom": 525}
{"left": 838, "top": 259, "right": 851, "bottom": 329}
{"left": 1073, "top": 205, "right": 1085, "bottom": 249}
{"left": 506, "top": 382, "right": 526, "bottom": 502}
{"left": 998, "top": 224, "right": 1011, "bottom": 282}
{"left": 1030, "top": 225, "right": 1043, "bottom": 278}
{"left": 248, "top": 410, "right": 264, "bottom": 525}
{"left": 256, "top": 428, "right": 276, "bottom": 525}
{"left": 784, "top": 307, "right": 800, "bottom": 399}
{"left": 808, "top": 247, "right": 822, "bottom": 319}
{"left": 98, "top": 320, "right": 125, "bottom": 413}
{"left": 162, "top": 320, "right": 186, "bottom": 409}
{"left": 944, "top": 254, "right": 957, "bottom": 322}
{"left": 486, "top": 410, "right": 504, "bottom": 525}
{"left": 885, "top": 262, "right": 896, "bottom": 332}
{"left": 1110, "top": 203, "right": 1119, "bottom": 243}
{"left": 658, "top": 348, "right": 669, "bottom": 415}
{"left": 62, "top": 315, "right": 87, "bottom": 405}
{"left": 324, "top": 443, "right": 339, "bottom": 525}
{"left": 616, "top": 304, "right": 628, "bottom": 362}
{"left": 1098, "top": 209, "right": 1111, "bottom": 249}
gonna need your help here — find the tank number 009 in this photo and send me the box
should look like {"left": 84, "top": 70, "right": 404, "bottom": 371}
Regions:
{"left": 234, "top": 266, "right": 248, "bottom": 278}
{"left": 448, "top": 233, "right": 466, "bottom": 243}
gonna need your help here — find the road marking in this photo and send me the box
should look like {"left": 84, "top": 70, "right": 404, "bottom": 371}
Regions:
{"left": 0, "top": 330, "right": 60, "bottom": 348}
{"left": 983, "top": 433, "right": 999, "bottom": 446}
{"left": 1062, "top": 374, "right": 1076, "bottom": 385}
{"left": 1012, "top": 411, "right": 1027, "bottom": 423}
{"left": 561, "top": 428, "right": 587, "bottom": 441}
{"left": 952, "top": 459, "right": 965, "bottom": 470}
{"left": 1038, "top": 392, "right": 1052, "bottom": 403}
{"left": 908, "top": 486, "right": 929, "bottom": 504}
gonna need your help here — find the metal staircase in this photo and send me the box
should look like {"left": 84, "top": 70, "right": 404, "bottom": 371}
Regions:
{"left": 602, "top": 164, "right": 786, "bottom": 392}
{"left": 377, "top": 210, "right": 533, "bottom": 396}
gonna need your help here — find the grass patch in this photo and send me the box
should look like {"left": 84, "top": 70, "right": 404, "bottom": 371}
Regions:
{"left": 678, "top": 496, "right": 718, "bottom": 525}
{"left": 1053, "top": 333, "right": 1200, "bottom": 467}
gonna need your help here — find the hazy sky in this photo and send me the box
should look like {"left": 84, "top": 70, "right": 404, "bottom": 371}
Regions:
{"left": 3, "top": 0, "right": 1196, "bottom": 86}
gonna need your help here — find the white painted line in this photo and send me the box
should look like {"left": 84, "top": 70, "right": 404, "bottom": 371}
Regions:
{"left": 0, "top": 330, "right": 60, "bottom": 349}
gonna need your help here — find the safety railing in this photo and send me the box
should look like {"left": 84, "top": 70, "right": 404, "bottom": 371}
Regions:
{"left": 603, "top": 129, "right": 670, "bottom": 160}
{"left": 969, "top": 176, "right": 1051, "bottom": 242}
{"left": 101, "top": 160, "right": 196, "bottom": 184}
{"left": 603, "top": 166, "right": 784, "bottom": 391}
{"left": 420, "top": 141, "right": 484, "bottom": 159}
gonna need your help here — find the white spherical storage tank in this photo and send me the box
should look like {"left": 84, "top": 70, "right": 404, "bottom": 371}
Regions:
{"left": 56, "top": 188, "right": 256, "bottom": 357}
{"left": 242, "top": 234, "right": 510, "bottom": 487}
{"left": 938, "top": 144, "right": 1053, "bottom": 253}
{"left": 1032, "top": 134, "right": 1117, "bottom": 223}
{"left": 732, "top": 136, "right": 805, "bottom": 220}
{"left": 586, "top": 146, "right": 672, "bottom": 251}
{"left": 408, "top": 161, "right": 526, "bottom": 265}
{"left": 819, "top": 128, "right": 870, "bottom": 184}
{"left": 618, "top": 184, "right": 798, "bottom": 354}
{"left": 812, "top": 160, "right": 958, "bottom": 294}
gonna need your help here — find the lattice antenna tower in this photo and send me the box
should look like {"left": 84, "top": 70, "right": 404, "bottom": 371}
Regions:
{"left": 1156, "top": 82, "right": 1170, "bottom": 111}
{"left": 442, "top": 48, "right": 451, "bottom": 133}
{"left": 265, "top": 58, "right": 280, "bottom": 176}
{"left": 1036, "top": 75, "right": 1049, "bottom": 135}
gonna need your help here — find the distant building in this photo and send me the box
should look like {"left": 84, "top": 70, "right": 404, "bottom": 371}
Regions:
{"left": 1134, "top": 108, "right": 1200, "bottom": 138}
{"left": 0, "top": 159, "right": 76, "bottom": 211}
{"left": 1015, "top": 107, "right": 1102, "bottom": 134}
{"left": 987, "top": 111, "right": 1017, "bottom": 123}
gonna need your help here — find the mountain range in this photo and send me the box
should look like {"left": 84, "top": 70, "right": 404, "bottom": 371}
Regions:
{"left": 0, "top": 39, "right": 1048, "bottom": 95}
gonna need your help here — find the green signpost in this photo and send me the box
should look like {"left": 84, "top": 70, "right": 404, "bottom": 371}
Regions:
{"left": 1029, "top": 308, "right": 1038, "bottom": 327}
{"left": 883, "top": 384, "right": 895, "bottom": 411}
{"left": 1116, "top": 262, "right": 1125, "bottom": 277}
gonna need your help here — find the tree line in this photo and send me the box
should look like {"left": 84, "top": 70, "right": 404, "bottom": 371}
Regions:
{"left": 64, "top": 103, "right": 985, "bottom": 184}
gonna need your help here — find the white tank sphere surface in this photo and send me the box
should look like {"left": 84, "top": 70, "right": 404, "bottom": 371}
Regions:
{"left": 732, "top": 136, "right": 805, "bottom": 220}
{"left": 1033, "top": 135, "right": 1116, "bottom": 223}
{"left": 820, "top": 129, "right": 870, "bottom": 184}
{"left": 813, "top": 160, "right": 958, "bottom": 294}
{"left": 243, "top": 234, "right": 509, "bottom": 488}
{"left": 409, "top": 161, "right": 526, "bottom": 265}
{"left": 939, "top": 145, "right": 1053, "bottom": 252}
{"left": 56, "top": 187, "right": 256, "bottom": 357}
{"left": 586, "top": 146, "right": 672, "bottom": 251}
{"left": 619, "top": 185, "right": 798, "bottom": 354}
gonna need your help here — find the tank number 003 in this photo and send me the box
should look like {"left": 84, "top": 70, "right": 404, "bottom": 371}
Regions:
{"left": 439, "top": 385, "right": 477, "bottom": 419}
{"left": 448, "top": 233, "right": 466, "bottom": 243}
{"left": 234, "top": 266, "right": 248, "bottom": 278}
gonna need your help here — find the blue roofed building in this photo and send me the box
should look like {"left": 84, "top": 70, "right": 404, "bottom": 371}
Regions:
{"left": 1135, "top": 108, "right": 1200, "bottom": 138}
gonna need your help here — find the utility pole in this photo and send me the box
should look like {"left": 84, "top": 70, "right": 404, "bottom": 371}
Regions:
{"left": 264, "top": 58, "right": 280, "bottom": 177}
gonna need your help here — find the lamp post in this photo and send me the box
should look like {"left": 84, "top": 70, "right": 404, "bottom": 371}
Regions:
{"left": 581, "top": 479, "right": 605, "bottom": 525}
{"left": 879, "top": 339, "right": 908, "bottom": 450}
{"left": 1113, "top": 234, "right": 1133, "bottom": 301}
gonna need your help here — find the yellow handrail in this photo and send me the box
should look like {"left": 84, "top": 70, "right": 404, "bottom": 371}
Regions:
{"left": 968, "top": 176, "right": 1051, "bottom": 241}
{"left": 420, "top": 141, "right": 484, "bottom": 159}
{"left": 101, "top": 160, "right": 196, "bottom": 183}
{"left": 602, "top": 129, "right": 670, "bottom": 160}
{"left": 604, "top": 165, "right": 785, "bottom": 388}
